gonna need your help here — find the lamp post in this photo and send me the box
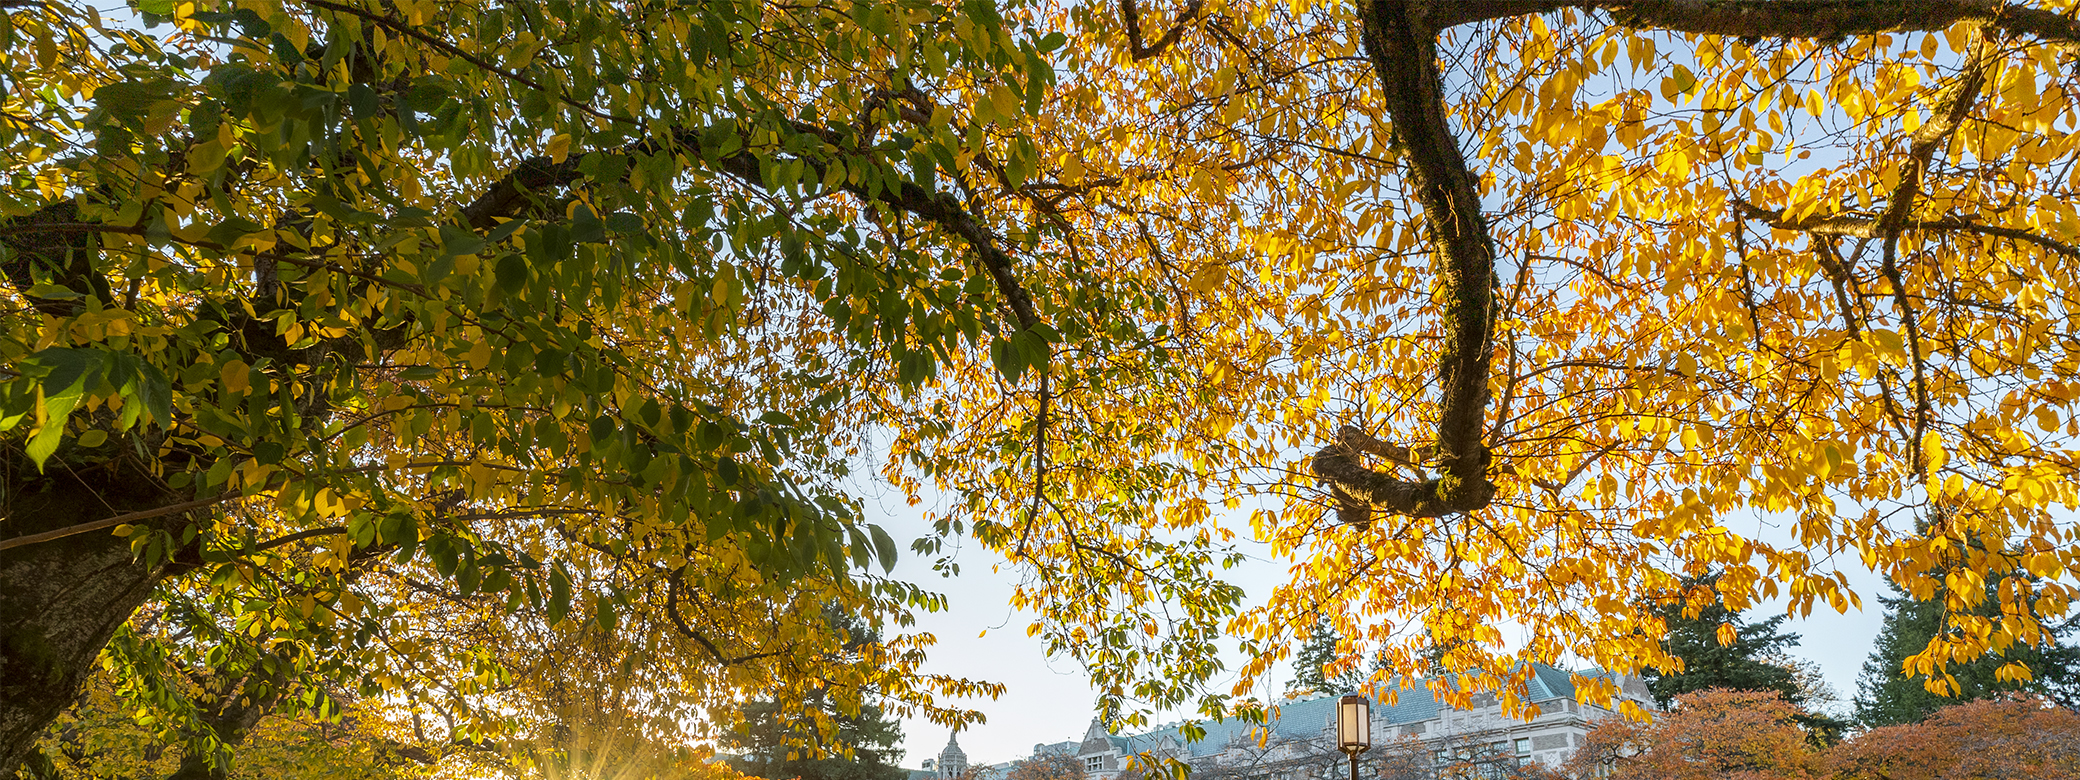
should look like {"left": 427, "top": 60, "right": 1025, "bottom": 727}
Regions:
{"left": 1336, "top": 694, "right": 1371, "bottom": 780}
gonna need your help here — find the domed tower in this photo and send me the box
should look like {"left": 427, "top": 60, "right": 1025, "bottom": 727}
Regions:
{"left": 936, "top": 733, "right": 968, "bottom": 779}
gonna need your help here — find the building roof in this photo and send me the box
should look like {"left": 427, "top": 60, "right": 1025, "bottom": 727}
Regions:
{"left": 1098, "top": 663, "right": 1614, "bottom": 759}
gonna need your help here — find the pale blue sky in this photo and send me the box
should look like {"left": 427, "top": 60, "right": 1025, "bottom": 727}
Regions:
{"left": 865, "top": 482, "right": 1889, "bottom": 769}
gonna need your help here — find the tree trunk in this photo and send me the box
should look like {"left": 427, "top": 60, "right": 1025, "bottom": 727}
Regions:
{"left": 0, "top": 456, "right": 186, "bottom": 775}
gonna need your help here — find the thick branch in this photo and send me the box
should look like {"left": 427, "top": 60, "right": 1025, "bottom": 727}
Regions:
{"left": 1734, "top": 200, "right": 2080, "bottom": 259}
{"left": 1435, "top": 1, "right": 2080, "bottom": 44}
{"left": 693, "top": 121, "right": 1041, "bottom": 331}
{"left": 0, "top": 491, "right": 240, "bottom": 554}
{"left": 1, "top": 202, "right": 113, "bottom": 317}
{"left": 458, "top": 156, "right": 585, "bottom": 231}
{"left": 1313, "top": 426, "right": 1461, "bottom": 521}
{"left": 1332, "top": 0, "right": 1496, "bottom": 518}
{"left": 1120, "top": 0, "right": 1206, "bottom": 61}
{"left": 1878, "top": 24, "right": 1995, "bottom": 232}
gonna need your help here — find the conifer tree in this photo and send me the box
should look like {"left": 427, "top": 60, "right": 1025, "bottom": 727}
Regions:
{"left": 1644, "top": 575, "right": 1805, "bottom": 709}
{"left": 1646, "top": 575, "right": 1849, "bottom": 741}
{"left": 1288, "top": 617, "right": 1367, "bottom": 695}
{"left": 1854, "top": 581, "right": 2080, "bottom": 727}
{"left": 727, "top": 610, "right": 908, "bottom": 780}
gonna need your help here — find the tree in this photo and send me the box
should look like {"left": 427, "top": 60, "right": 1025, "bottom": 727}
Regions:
{"left": 1287, "top": 617, "right": 1366, "bottom": 696}
{"left": 1855, "top": 578, "right": 2080, "bottom": 727}
{"left": 1004, "top": 751, "right": 1085, "bottom": 780}
{"left": 20, "top": 0, "right": 2080, "bottom": 769}
{"left": 724, "top": 611, "right": 908, "bottom": 780}
{"left": 1833, "top": 696, "right": 2080, "bottom": 780}
{"left": 1642, "top": 575, "right": 1848, "bottom": 741}
{"left": 1, "top": 0, "right": 1023, "bottom": 770}
{"left": 1643, "top": 575, "right": 1804, "bottom": 709}
{"left": 889, "top": 0, "right": 2080, "bottom": 728}
{"left": 1565, "top": 689, "right": 1827, "bottom": 780}
{"left": 27, "top": 672, "right": 422, "bottom": 780}
{"left": 726, "top": 700, "right": 905, "bottom": 780}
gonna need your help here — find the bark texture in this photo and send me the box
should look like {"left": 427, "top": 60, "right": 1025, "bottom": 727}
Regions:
{"left": 1318, "top": 0, "right": 1499, "bottom": 521}
{"left": 0, "top": 455, "right": 189, "bottom": 775}
{"left": 1434, "top": 0, "right": 2080, "bottom": 43}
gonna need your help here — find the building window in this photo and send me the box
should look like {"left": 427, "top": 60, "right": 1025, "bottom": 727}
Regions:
{"left": 1086, "top": 756, "right": 1103, "bottom": 772}
{"left": 1514, "top": 738, "right": 1530, "bottom": 756}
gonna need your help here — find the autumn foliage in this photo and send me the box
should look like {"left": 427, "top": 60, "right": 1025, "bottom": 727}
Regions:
{"left": 1567, "top": 690, "right": 2080, "bottom": 780}
{"left": 1833, "top": 697, "right": 2080, "bottom": 780}
{"left": 1567, "top": 689, "right": 1827, "bottom": 780}
{"left": 17, "top": 0, "right": 2080, "bottom": 772}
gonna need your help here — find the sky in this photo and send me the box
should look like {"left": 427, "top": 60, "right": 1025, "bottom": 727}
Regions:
{"left": 862, "top": 480, "right": 1895, "bottom": 771}
{"left": 856, "top": 21, "right": 1944, "bottom": 772}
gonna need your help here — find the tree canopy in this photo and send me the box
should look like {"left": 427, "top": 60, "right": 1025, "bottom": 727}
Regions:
{"left": 929, "top": 0, "right": 2080, "bottom": 726}
{"left": 1854, "top": 576, "right": 2080, "bottom": 726}
{"left": 1568, "top": 688, "right": 1829, "bottom": 780}
{"left": 1643, "top": 574, "right": 1804, "bottom": 708}
{"left": 1, "top": 0, "right": 1018, "bottom": 771}
{"left": 725, "top": 609, "right": 909, "bottom": 780}
{"left": 12, "top": 0, "right": 2080, "bottom": 770}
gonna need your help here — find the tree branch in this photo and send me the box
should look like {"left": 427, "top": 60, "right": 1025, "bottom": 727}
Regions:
{"left": 458, "top": 155, "right": 585, "bottom": 231}
{"left": 1733, "top": 200, "right": 2080, "bottom": 259}
{"left": 1, "top": 202, "right": 114, "bottom": 317}
{"left": 1323, "top": 0, "right": 1498, "bottom": 520}
{"left": 665, "top": 574, "right": 792, "bottom": 667}
{"left": 0, "top": 491, "right": 240, "bottom": 553}
{"left": 300, "top": 0, "right": 634, "bottom": 126}
{"left": 1877, "top": 23, "right": 1995, "bottom": 233}
{"left": 1434, "top": 1, "right": 2080, "bottom": 44}
{"left": 1120, "top": 0, "right": 1206, "bottom": 61}
{"left": 690, "top": 120, "right": 1041, "bottom": 330}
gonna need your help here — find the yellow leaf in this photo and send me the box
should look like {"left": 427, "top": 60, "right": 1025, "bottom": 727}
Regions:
{"left": 546, "top": 133, "right": 573, "bottom": 163}
{"left": 1922, "top": 431, "right": 1948, "bottom": 473}
{"left": 221, "top": 360, "right": 251, "bottom": 394}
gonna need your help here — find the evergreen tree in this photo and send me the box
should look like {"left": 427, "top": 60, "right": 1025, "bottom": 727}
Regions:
{"left": 1647, "top": 574, "right": 1851, "bottom": 742}
{"left": 1854, "top": 580, "right": 2080, "bottom": 727}
{"left": 1288, "top": 617, "right": 1365, "bottom": 694}
{"left": 1645, "top": 575, "right": 1805, "bottom": 709}
{"left": 726, "top": 610, "right": 907, "bottom": 780}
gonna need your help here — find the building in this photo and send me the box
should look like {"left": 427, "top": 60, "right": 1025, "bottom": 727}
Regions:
{"left": 918, "top": 733, "right": 974, "bottom": 780}
{"left": 939, "top": 664, "right": 1653, "bottom": 780}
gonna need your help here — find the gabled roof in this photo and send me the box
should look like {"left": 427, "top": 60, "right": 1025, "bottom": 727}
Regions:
{"left": 1102, "top": 662, "right": 1608, "bottom": 759}
{"left": 1107, "top": 695, "right": 1339, "bottom": 759}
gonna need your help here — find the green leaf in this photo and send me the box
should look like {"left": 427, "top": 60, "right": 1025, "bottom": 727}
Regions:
{"left": 440, "top": 223, "right": 487, "bottom": 257}
{"left": 870, "top": 524, "right": 898, "bottom": 573}
{"left": 21, "top": 348, "right": 108, "bottom": 470}
{"left": 989, "top": 336, "right": 1023, "bottom": 382}
{"left": 495, "top": 254, "right": 529, "bottom": 294}
{"left": 93, "top": 79, "right": 177, "bottom": 117}
{"left": 346, "top": 82, "right": 378, "bottom": 118}
{"left": 603, "top": 212, "right": 644, "bottom": 235}
{"left": 136, "top": 362, "right": 172, "bottom": 427}
{"left": 570, "top": 205, "right": 605, "bottom": 243}
{"left": 547, "top": 566, "right": 572, "bottom": 625}
{"left": 485, "top": 218, "right": 528, "bottom": 244}
{"left": 204, "top": 215, "right": 266, "bottom": 247}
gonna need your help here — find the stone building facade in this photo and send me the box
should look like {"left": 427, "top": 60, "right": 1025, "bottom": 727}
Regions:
{"left": 936, "top": 664, "right": 1653, "bottom": 780}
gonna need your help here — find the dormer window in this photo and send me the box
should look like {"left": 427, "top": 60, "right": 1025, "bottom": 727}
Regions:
{"left": 1086, "top": 756, "right": 1104, "bottom": 771}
